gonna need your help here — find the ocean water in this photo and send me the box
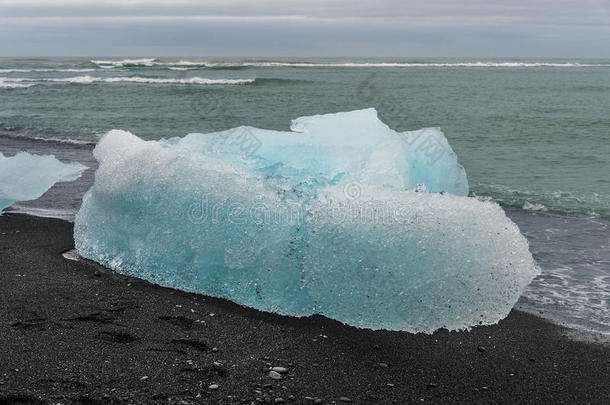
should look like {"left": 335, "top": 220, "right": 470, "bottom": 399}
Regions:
{"left": 0, "top": 57, "right": 608, "bottom": 335}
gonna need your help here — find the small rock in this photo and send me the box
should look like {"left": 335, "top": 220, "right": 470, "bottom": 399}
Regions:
{"left": 378, "top": 362, "right": 389, "bottom": 368}
{"left": 140, "top": 376, "right": 149, "bottom": 380}
{"left": 529, "top": 358, "right": 536, "bottom": 363}
{"left": 314, "top": 399, "right": 322, "bottom": 404}
{"left": 373, "top": 344, "right": 381, "bottom": 350}
{"left": 127, "top": 283, "right": 132, "bottom": 287}
{"left": 338, "top": 397, "right": 352, "bottom": 402}
{"left": 274, "top": 399, "right": 285, "bottom": 404}
{"left": 288, "top": 395, "right": 295, "bottom": 401}
{"left": 481, "top": 386, "right": 489, "bottom": 391}
{"left": 426, "top": 383, "right": 437, "bottom": 388}
{"left": 477, "top": 346, "right": 486, "bottom": 352}
{"left": 209, "top": 384, "right": 219, "bottom": 390}
{"left": 93, "top": 271, "right": 101, "bottom": 277}
{"left": 212, "top": 347, "right": 219, "bottom": 352}
{"left": 268, "top": 370, "right": 282, "bottom": 380}
{"left": 272, "top": 366, "right": 289, "bottom": 374}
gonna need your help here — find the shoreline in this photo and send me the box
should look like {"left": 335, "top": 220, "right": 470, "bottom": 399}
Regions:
{"left": 1, "top": 213, "right": 609, "bottom": 404}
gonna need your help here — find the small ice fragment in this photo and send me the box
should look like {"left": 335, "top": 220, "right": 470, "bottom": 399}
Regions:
{"left": 62, "top": 249, "right": 81, "bottom": 261}
{"left": 0, "top": 151, "right": 87, "bottom": 213}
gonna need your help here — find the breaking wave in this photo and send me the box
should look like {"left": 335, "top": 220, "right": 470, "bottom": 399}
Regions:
{"left": 90, "top": 58, "right": 157, "bottom": 67}
{"left": 0, "top": 78, "right": 34, "bottom": 89}
{"left": 89, "top": 59, "right": 610, "bottom": 69}
{"left": 0, "top": 68, "right": 96, "bottom": 73}
{"left": 0, "top": 76, "right": 255, "bottom": 86}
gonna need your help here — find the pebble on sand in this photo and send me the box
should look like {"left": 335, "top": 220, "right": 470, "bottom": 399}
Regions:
{"left": 268, "top": 370, "right": 282, "bottom": 380}
{"left": 209, "top": 384, "right": 219, "bottom": 390}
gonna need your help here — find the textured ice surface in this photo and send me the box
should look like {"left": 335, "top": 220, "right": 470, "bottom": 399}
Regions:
{"left": 165, "top": 108, "right": 468, "bottom": 196}
{"left": 0, "top": 151, "right": 87, "bottom": 213}
{"left": 75, "top": 109, "right": 539, "bottom": 332}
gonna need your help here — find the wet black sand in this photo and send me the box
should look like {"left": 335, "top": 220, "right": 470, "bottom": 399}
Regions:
{"left": 1, "top": 213, "right": 608, "bottom": 405}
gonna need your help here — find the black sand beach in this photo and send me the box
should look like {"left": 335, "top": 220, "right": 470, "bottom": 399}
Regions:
{"left": 1, "top": 213, "right": 608, "bottom": 405}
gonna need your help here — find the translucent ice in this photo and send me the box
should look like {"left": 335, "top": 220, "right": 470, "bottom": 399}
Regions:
{"left": 75, "top": 109, "right": 539, "bottom": 332}
{"left": 0, "top": 152, "right": 87, "bottom": 213}
{"left": 165, "top": 108, "right": 468, "bottom": 196}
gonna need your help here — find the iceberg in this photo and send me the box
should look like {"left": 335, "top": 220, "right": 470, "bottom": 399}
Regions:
{"left": 0, "top": 151, "right": 87, "bottom": 213}
{"left": 75, "top": 109, "right": 539, "bottom": 332}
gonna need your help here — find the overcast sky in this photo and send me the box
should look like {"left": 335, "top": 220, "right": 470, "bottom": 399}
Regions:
{"left": 1, "top": 0, "right": 609, "bottom": 57}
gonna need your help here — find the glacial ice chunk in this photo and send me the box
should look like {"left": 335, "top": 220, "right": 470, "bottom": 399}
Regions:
{"left": 75, "top": 109, "right": 539, "bottom": 332}
{"left": 0, "top": 151, "right": 87, "bottom": 213}
{"left": 165, "top": 109, "right": 468, "bottom": 195}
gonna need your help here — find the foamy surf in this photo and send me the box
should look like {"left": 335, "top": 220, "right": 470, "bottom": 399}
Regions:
{"left": 0, "top": 79, "right": 34, "bottom": 89}
{"left": 0, "top": 68, "right": 96, "bottom": 73}
{"left": 0, "top": 76, "right": 255, "bottom": 86}
{"left": 90, "top": 58, "right": 157, "bottom": 67}
{"left": 200, "top": 61, "right": 610, "bottom": 68}
{"left": 88, "top": 59, "right": 610, "bottom": 68}
{"left": 0, "top": 131, "right": 95, "bottom": 146}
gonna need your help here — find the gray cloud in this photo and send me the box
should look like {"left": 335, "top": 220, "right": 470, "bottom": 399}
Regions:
{"left": 0, "top": 0, "right": 608, "bottom": 56}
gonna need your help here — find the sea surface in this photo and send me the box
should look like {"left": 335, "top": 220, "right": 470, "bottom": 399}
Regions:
{"left": 0, "top": 57, "right": 608, "bottom": 335}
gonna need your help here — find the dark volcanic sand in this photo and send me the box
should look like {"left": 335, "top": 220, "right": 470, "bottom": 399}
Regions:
{"left": 0, "top": 213, "right": 608, "bottom": 405}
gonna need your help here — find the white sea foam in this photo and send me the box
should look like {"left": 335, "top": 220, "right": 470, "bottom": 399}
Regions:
{"left": 0, "top": 68, "right": 96, "bottom": 73}
{"left": 0, "top": 76, "right": 255, "bottom": 86}
{"left": 0, "top": 131, "right": 94, "bottom": 145}
{"left": 88, "top": 59, "right": 610, "bottom": 69}
{"left": 202, "top": 61, "right": 610, "bottom": 68}
{"left": 522, "top": 201, "right": 547, "bottom": 212}
{"left": 90, "top": 58, "right": 157, "bottom": 67}
{"left": 0, "top": 78, "right": 34, "bottom": 88}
